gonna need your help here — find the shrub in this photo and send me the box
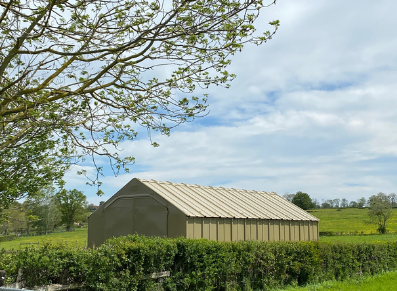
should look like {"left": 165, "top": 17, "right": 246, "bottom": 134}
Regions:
{"left": 1, "top": 236, "right": 397, "bottom": 290}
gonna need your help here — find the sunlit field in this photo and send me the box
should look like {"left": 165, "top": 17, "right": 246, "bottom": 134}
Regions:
{"left": 308, "top": 208, "right": 397, "bottom": 234}
{"left": 0, "top": 227, "right": 87, "bottom": 250}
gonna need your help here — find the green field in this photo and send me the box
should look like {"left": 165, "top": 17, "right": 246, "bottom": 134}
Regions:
{"left": 0, "top": 227, "right": 87, "bottom": 250}
{"left": 277, "top": 270, "right": 397, "bottom": 291}
{"left": 308, "top": 208, "right": 397, "bottom": 234}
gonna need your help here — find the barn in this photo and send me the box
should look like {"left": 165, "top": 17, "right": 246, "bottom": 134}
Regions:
{"left": 87, "top": 178, "right": 319, "bottom": 247}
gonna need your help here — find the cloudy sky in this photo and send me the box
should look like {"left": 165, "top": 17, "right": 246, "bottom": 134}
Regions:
{"left": 65, "top": 0, "right": 397, "bottom": 205}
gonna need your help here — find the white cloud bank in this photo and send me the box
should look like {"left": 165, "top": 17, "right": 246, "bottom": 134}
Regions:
{"left": 64, "top": 0, "right": 397, "bottom": 205}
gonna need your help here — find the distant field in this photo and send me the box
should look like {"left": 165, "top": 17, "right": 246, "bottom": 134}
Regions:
{"left": 277, "top": 270, "right": 397, "bottom": 291}
{"left": 308, "top": 208, "right": 397, "bottom": 234}
{"left": 0, "top": 227, "right": 87, "bottom": 250}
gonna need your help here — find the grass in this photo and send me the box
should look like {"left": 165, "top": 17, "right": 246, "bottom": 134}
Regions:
{"left": 308, "top": 208, "right": 397, "bottom": 234}
{"left": 0, "top": 227, "right": 87, "bottom": 250}
{"left": 319, "top": 233, "right": 397, "bottom": 243}
{"left": 276, "top": 270, "right": 397, "bottom": 290}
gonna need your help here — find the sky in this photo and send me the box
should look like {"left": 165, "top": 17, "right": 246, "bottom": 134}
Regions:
{"left": 64, "top": 0, "right": 397, "bottom": 205}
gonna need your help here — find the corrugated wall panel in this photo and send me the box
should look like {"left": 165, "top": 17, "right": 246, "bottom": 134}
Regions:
{"left": 304, "top": 221, "right": 309, "bottom": 241}
{"left": 194, "top": 217, "right": 202, "bottom": 239}
{"left": 245, "top": 220, "right": 250, "bottom": 240}
{"left": 290, "top": 221, "right": 295, "bottom": 241}
{"left": 257, "top": 220, "right": 262, "bottom": 241}
{"left": 264, "top": 220, "right": 269, "bottom": 241}
{"left": 203, "top": 218, "right": 210, "bottom": 239}
{"left": 280, "top": 221, "right": 285, "bottom": 241}
{"left": 238, "top": 219, "right": 245, "bottom": 241}
{"left": 210, "top": 218, "right": 217, "bottom": 240}
{"left": 225, "top": 219, "right": 232, "bottom": 242}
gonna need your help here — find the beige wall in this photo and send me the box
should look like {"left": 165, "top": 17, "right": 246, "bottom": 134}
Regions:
{"left": 186, "top": 217, "right": 318, "bottom": 242}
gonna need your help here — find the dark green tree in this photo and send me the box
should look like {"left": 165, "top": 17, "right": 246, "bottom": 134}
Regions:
{"left": 292, "top": 191, "right": 314, "bottom": 210}
{"left": 54, "top": 189, "right": 87, "bottom": 231}
{"left": 0, "top": 0, "right": 279, "bottom": 208}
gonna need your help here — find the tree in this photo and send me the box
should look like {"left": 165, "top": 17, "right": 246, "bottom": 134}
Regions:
{"left": 357, "top": 197, "right": 366, "bottom": 208}
{"left": 0, "top": 201, "right": 27, "bottom": 235}
{"left": 54, "top": 189, "right": 87, "bottom": 231}
{"left": 321, "top": 201, "right": 331, "bottom": 209}
{"left": 311, "top": 198, "right": 320, "bottom": 209}
{"left": 340, "top": 198, "right": 349, "bottom": 208}
{"left": 291, "top": 191, "right": 314, "bottom": 210}
{"left": 388, "top": 193, "right": 396, "bottom": 208}
{"left": 24, "top": 186, "right": 61, "bottom": 234}
{"left": 367, "top": 193, "right": 393, "bottom": 234}
{"left": 349, "top": 201, "right": 358, "bottom": 208}
{"left": 282, "top": 193, "right": 295, "bottom": 202}
{"left": 0, "top": 0, "right": 280, "bottom": 208}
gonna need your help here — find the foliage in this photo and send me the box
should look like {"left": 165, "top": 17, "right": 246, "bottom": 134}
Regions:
{"left": 0, "top": 201, "right": 27, "bottom": 235}
{"left": 357, "top": 197, "right": 367, "bottom": 208}
{"left": 2, "top": 236, "right": 397, "bottom": 290}
{"left": 0, "top": 0, "right": 280, "bottom": 206}
{"left": 283, "top": 193, "right": 295, "bottom": 202}
{"left": 292, "top": 191, "right": 314, "bottom": 210}
{"left": 24, "top": 186, "right": 62, "bottom": 234}
{"left": 54, "top": 189, "right": 88, "bottom": 231}
{"left": 367, "top": 193, "right": 393, "bottom": 234}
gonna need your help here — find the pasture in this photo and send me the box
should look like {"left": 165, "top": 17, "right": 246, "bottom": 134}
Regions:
{"left": 0, "top": 227, "right": 87, "bottom": 250}
{"left": 309, "top": 208, "right": 397, "bottom": 234}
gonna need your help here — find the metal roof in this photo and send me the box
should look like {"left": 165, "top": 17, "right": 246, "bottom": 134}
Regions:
{"left": 138, "top": 179, "right": 319, "bottom": 221}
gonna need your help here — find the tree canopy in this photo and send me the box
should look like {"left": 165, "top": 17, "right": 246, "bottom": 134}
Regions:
{"left": 0, "top": 0, "right": 279, "bottom": 207}
{"left": 291, "top": 191, "right": 313, "bottom": 210}
{"left": 54, "top": 189, "right": 87, "bottom": 231}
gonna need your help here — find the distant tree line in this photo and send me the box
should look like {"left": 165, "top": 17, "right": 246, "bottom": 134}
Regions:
{"left": 283, "top": 192, "right": 397, "bottom": 210}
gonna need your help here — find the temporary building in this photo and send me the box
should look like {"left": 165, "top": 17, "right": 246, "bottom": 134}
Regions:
{"left": 88, "top": 178, "right": 319, "bottom": 247}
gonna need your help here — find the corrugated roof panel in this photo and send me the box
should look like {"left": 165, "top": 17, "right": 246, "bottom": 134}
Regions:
{"left": 138, "top": 178, "right": 319, "bottom": 221}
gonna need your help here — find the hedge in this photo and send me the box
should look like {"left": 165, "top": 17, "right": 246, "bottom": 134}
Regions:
{"left": 1, "top": 236, "right": 397, "bottom": 290}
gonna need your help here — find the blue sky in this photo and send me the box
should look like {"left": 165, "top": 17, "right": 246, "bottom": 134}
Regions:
{"left": 64, "top": 0, "right": 397, "bottom": 205}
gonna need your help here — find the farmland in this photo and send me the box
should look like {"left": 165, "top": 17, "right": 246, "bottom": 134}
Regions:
{"left": 309, "top": 208, "right": 397, "bottom": 234}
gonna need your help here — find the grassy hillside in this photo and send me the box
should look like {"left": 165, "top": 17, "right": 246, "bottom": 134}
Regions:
{"left": 308, "top": 208, "right": 397, "bottom": 234}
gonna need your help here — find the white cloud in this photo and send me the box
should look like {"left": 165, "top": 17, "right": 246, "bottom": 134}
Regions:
{"left": 67, "top": 0, "right": 397, "bottom": 205}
